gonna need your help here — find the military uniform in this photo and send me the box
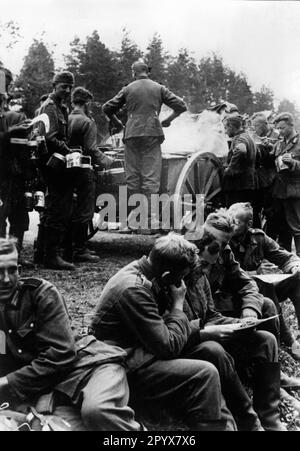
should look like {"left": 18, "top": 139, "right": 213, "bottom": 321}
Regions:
{"left": 38, "top": 93, "right": 74, "bottom": 268}
{"left": 90, "top": 256, "right": 236, "bottom": 431}
{"left": 103, "top": 77, "right": 187, "bottom": 217}
{"left": 0, "top": 110, "right": 29, "bottom": 258}
{"left": 230, "top": 228, "right": 300, "bottom": 343}
{"left": 0, "top": 277, "right": 141, "bottom": 431}
{"left": 223, "top": 131, "right": 260, "bottom": 226}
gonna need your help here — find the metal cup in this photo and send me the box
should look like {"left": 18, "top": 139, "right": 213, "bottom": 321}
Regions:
{"left": 33, "top": 191, "right": 45, "bottom": 211}
{"left": 24, "top": 192, "right": 34, "bottom": 211}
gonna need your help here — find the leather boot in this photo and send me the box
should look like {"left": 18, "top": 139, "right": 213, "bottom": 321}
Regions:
{"left": 253, "top": 362, "right": 287, "bottom": 431}
{"left": 294, "top": 236, "right": 300, "bottom": 257}
{"left": 44, "top": 228, "right": 76, "bottom": 271}
{"left": 72, "top": 223, "right": 99, "bottom": 263}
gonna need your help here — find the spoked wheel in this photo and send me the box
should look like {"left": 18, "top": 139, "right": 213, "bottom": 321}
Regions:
{"left": 173, "top": 151, "right": 224, "bottom": 232}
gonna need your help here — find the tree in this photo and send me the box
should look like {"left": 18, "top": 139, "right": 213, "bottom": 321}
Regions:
{"left": 15, "top": 39, "right": 55, "bottom": 117}
{"left": 253, "top": 85, "right": 274, "bottom": 112}
{"left": 145, "top": 33, "right": 169, "bottom": 85}
{"left": 65, "top": 31, "right": 121, "bottom": 140}
{"left": 117, "top": 28, "right": 143, "bottom": 86}
{"left": 166, "top": 48, "right": 200, "bottom": 111}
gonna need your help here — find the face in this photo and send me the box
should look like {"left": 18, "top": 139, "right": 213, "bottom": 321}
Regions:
{"left": 198, "top": 247, "right": 219, "bottom": 275}
{"left": 54, "top": 83, "right": 73, "bottom": 101}
{"left": 0, "top": 251, "right": 19, "bottom": 302}
{"left": 253, "top": 120, "right": 268, "bottom": 137}
{"left": 224, "top": 122, "right": 236, "bottom": 138}
{"left": 276, "top": 120, "right": 293, "bottom": 139}
{"left": 231, "top": 210, "right": 252, "bottom": 237}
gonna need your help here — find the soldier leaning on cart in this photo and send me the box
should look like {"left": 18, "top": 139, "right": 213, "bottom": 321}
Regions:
{"left": 102, "top": 60, "right": 187, "bottom": 232}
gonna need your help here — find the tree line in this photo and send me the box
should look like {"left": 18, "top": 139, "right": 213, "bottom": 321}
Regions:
{"left": 2, "top": 28, "right": 300, "bottom": 138}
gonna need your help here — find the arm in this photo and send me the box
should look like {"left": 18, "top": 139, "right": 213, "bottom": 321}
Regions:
{"left": 102, "top": 89, "right": 126, "bottom": 119}
{"left": 116, "top": 284, "right": 191, "bottom": 359}
{"left": 161, "top": 87, "right": 187, "bottom": 127}
{"left": 6, "top": 283, "right": 76, "bottom": 401}
{"left": 83, "top": 119, "right": 114, "bottom": 168}
{"left": 222, "top": 248, "right": 264, "bottom": 318}
{"left": 43, "top": 104, "right": 69, "bottom": 156}
{"left": 262, "top": 232, "right": 300, "bottom": 273}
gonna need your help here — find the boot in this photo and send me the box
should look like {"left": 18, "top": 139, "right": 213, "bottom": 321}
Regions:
{"left": 44, "top": 228, "right": 76, "bottom": 271}
{"left": 72, "top": 223, "right": 99, "bottom": 263}
{"left": 294, "top": 236, "right": 300, "bottom": 257}
{"left": 253, "top": 362, "right": 287, "bottom": 431}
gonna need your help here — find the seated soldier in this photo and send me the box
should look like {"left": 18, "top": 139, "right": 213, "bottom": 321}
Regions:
{"left": 228, "top": 202, "right": 300, "bottom": 363}
{"left": 90, "top": 234, "right": 236, "bottom": 431}
{"left": 183, "top": 233, "right": 285, "bottom": 431}
{"left": 0, "top": 238, "right": 142, "bottom": 431}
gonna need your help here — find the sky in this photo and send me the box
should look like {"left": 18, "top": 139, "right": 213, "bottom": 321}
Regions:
{"left": 0, "top": 0, "right": 300, "bottom": 108}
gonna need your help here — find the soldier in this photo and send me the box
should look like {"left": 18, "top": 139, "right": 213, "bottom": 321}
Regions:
{"left": 67, "top": 87, "right": 113, "bottom": 262}
{"left": 272, "top": 112, "right": 300, "bottom": 255}
{"left": 0, "top": 238, "right": 143, "bottom": 431}
{"left": 251, "top": 113, "right": 281, "bottom": 240}
{"left": 223, "top": 115, "right": 260, "bottom": 227}
{"left": 38, "top": 71, "right": 76, "bottom": 270}
{"left": 102, "top": 60, "right": 187, "bottom": 232}
{"left": 228, "top": 202, "right": 300, "bottom": 362}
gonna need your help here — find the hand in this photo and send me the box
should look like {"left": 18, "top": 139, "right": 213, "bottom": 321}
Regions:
{"left": 9, "top": 122, "right": 33, "bottom": 138}
{"left": 161, "top": 119, "right": 171, "bottom": 128}
{"left": 101, "top": 155, "right": 114, "bottom": 169}
{"left": 109, "top": 118, "right": 124, "bottom": 134}
{"left": 202, "top": 324, "right": 235, "bottom": 342}
{"left": 169, "top": 280, "right": 187, "bottom": 311}
{"left": 281, "top": 153, "right": 293, "bottom": 166}
{"left": 241, "top": 308, "right": 258, "bottom": 320}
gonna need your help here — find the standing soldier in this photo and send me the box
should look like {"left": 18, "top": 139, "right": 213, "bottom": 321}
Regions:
{"left": 39, "top": 71, "right": 76, "bottom": 270}
{"left": 272, "top": 112, "right": 300, "bottom": 255}
{"left": 223, "top": 115, "right": 260, "bottom": 226}
{"left": 67, "top": 87, "right": 113, "bottom": 262}
{"left": 102, "top": 60, "right": 187, "bottom": 232}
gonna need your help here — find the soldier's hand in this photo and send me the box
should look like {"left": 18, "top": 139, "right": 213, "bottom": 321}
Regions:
{"left": 281, "top": 153, "right": 293, "bottom": 165}
{"left": 241, "top": 308, "right": 258, "bottom": 320}
{"left": 169, "top": 280, "right": 187, "bottom": 311}
{"left": 9, "top": 121, "right": 33, "bottom": 138}
{"left": 202, "top": 324, "right": 235, "bottom": 342}
{"left": 101, "top": 155, "right": 115, "bottom": 169}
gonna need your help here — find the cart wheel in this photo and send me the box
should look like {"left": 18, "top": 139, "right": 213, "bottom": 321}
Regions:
{"left": 173, "top": 151, "right": 224, "bottom": 231}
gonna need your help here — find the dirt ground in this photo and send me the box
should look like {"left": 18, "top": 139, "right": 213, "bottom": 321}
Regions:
{"left": 21, "top": 226, "right": 300, "bottom": 431}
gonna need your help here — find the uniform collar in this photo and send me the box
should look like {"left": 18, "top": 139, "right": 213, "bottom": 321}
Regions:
{"left": 137, "top": 256, "right": 155, "bottom": 281}
{"left": 284, "top": 132, "right": 299, "bottom": 146}
{"left": 231, "top": 229, "right": 258, "bottom": 252}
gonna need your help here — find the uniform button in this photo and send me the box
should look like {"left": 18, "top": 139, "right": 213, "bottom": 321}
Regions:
{"left": 18, "top": 349, "right": 22, "bottom": 354}
{"left": 30, "top": 323, "right": 34, "bottom": 328}
{"left": 8, "top": 330, "right": 12, "bottom": 334}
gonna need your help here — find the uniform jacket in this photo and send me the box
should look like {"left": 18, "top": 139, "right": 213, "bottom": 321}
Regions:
{"left": 255, "top": 128, "right": 278, "bottom": 189}
{"left": 39, "top": 93, "right": 69, "bottom": 156}
{"left": 0, "top": 277, "right": 126, "bottom": 402}
{"left": 90, "top": 256, "right": 192, "bottom": 371}
{"left": 230, "top": 228, "right": 300, "bottom": 273}
{"left": 207, "top": 245, "right": 265, "bottom": 317}
{"left": 272, "top": 133, "right": 300, "bottom": 199}
{"left": 5, "top": 110, "right": 26, "bottom": 128}
{"left": 184, "top": 273, "right": 239, "bottom": 344}
{"left": 0, "top": 112, "right": 9, "bottom": 180}
{"left": 223, "top": 131, "right": 257, "bottom": 191}
{"left": 102, "top": 76, "right": 187, "bottom": 141}
{"left": 68, "top": 109, "right": 111, "bottom": 167}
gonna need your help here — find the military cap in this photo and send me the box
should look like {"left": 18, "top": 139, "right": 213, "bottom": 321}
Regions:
{"left": 224, "top": 114, "right": 244, "bottom": 126}
{"left": 71, "top": 86, "right": 93, "bottom": 104}
{"left": 274, "top": 112, "right": 294, "bottom": 126}
{"left": 53, "top": 71, "right": 75, "bottom": 86}
{"left": 131, "top": 60, "right": 150, "bottom": 73}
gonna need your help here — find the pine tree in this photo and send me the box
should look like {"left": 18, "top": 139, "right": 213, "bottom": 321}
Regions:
{"left": 117, "top": 28, "right": 143, "bottom": 86}
{"left": 145, "top": 33, "right": 168, "bottom": 85}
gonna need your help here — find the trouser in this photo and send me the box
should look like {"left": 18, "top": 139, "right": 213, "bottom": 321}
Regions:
{"left": 124, "top": 137, "right": 162, "bottom": 220}
{"left": 44, "top": 168, "right": 95, "bottom": 255}
{"left": 3, "top": 364, "right": 141, "bottom": 432}
{"left": 273, "top": 198, "right": 300, "bottom": 253}
{"left": 0, "top": 178, "right": 29, "bottom": 238}
{"left": 254, "top": 273, "right": 300, "bottom": 341}
{"left": 225, "top": 189, "right": 261, "bottom": 228}
{"left": 128, "top": 357, "right": 236, "bottom": 431}
{"left": 183, "top": 333, "right": 277, "bottom": 428}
